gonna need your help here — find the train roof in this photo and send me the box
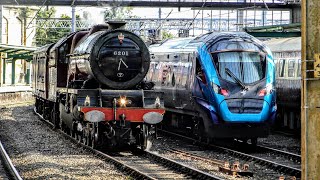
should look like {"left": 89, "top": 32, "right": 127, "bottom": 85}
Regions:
{"left": 263, "top": 37, "right": 301, "bottom": 52}
{"left": 149, "top": 37, "right": 196, "bottom": 52}
{"left": 192, "top": 31, "right": 252, "bottom": 44}
{"left": 34, "top": 43, "right": 54, "bottom": 54}
{"left": 150, "top": 32, "right": 266, "bottom": 53}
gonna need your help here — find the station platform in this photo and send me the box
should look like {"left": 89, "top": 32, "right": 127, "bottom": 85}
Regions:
{"left": 0, "top": 86, "right": 31, "bottom": 93}
{"left": 0, "top": 86, "right": 33, "bottom": 104}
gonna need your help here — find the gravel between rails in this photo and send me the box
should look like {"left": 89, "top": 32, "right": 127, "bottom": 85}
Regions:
{"left": 150, "top": 134, "right": 291, "bottom": 180}
{"left": 0, "top": 105, "right": 127, "bottom": 180}
{"left": 259, "top": 134, "right": 301, "bottom": 155}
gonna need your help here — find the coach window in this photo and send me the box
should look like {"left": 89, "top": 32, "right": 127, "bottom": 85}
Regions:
{"left": 297, "top": 59, "right": 301, "bottom": 77}
{"left": 278, "top": 59, "right": 285, "bottom": 77}
{"left": 275, "top": 59, "right": 280, "bottom": 76}
{"left": 288, "top": 60, "right": 295, "bottom": 77}
{"left": 183, "top": 63, "right": 191, "bottom": 88}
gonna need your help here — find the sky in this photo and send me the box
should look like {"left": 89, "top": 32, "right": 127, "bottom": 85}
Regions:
{"left": 55, "top": 6, "right": 194, "bottom": 19}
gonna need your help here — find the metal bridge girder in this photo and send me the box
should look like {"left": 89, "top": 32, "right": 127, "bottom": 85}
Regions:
{"left": 36, "top": 18, "right": 291, "bottom": 32}
{"left": 0, "top": 0, "right": 301, "bottom": 8}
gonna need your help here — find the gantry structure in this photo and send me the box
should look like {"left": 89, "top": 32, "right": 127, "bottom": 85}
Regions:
{"left": 0, "top": 0, "right": 301, "bottom": 8}
{"left": 1, "top": 0, "right": 301, "bottom": 37}
{"left": 33, "top": 1, "right": 301, "bottom": 36}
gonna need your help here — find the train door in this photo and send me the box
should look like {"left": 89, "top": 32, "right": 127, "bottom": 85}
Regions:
{"left": 163, "top": 56, "right": 180, "bottom": 108}
{"left": 175, "top": 53, "right": 194, "bottom": 110}
{"left": 32, "top": 54, "right": 38, "bottom": 95}
{"left": 37, "top": 53, "right": 46, "bottom": 99}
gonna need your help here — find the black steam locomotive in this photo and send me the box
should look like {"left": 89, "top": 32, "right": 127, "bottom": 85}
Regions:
{"left": 32, "top": 22, "right": 165, "bottom": 150}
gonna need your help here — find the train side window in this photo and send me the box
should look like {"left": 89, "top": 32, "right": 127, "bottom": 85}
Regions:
{"left": 195, "top": 58, "right": 207, "bottom": 84}
{"left": 297, "top": 59, "right": 301, "bottom": 77}
{"left": 173, "top": 64, "right": 182, "bottom": 87}
{"left": 288, "top": 60, "right": 295, "bottom": 77}
{"left": 58, "top": 43, "right": 69, "bottom": 63}
{"left": 161, "top": 64, "right": 172, "bottom": 86}
{"left": 278, "top": 59, "right": 285, "bottom": 77}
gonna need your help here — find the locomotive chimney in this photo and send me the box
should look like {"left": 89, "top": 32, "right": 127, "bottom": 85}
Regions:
{"left": 88, "top": 24, "right": 109, "bottom": 36}
{"left": 107, "top": 21, "right": 127, "bottom": 30}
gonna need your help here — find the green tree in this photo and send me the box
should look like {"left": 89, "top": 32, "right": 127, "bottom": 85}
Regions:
{"left": 105, "top": 7, "right": 138, "bottom": 20}
{"left": 35, "top": 7, "right": 57, "bottom": 46}
{"left": 35, "top": 8, "right": 80, "bottom": 46}
{"left": 18, "top": 7, "right": 33, "bottom": 46}
{"left": 162, "top": 30, "right": 175, "bottom": 40}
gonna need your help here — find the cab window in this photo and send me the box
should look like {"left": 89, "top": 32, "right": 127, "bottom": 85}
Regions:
{"left": 287, "top": 60, "right": 295, "bottom": 77}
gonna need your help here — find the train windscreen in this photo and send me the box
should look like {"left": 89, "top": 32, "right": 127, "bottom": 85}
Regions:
{"left": 212, "top": 51, "right": 266, "bottom": 84}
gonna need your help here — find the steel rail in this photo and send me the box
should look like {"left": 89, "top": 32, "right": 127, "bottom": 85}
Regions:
{"left": 160, "top": 129, "right": 301, "bottom": 177}
{"left": 34, "top": 108, "right": 155, "bottom": 180}
{"left": 144, "top": 150, "right": 224, "bottom": 180}
{"left": 234, "top": 139, "right": 301, "bottom": 163}
{"left": 34, "top": 108, "right": 223, "bottom": 180}
{"left": 256, "top": 144, "right": 301, "bottom": 163}
{"left": 0, "top": 141, "right": 22, "bottom": 180}
{"left": 166, "top": 147, "right": 225, "bottom": 166}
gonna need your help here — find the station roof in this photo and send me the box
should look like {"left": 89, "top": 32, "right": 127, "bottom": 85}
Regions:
{"left": 0, "top": 44, "right": 35, "bottom": 60}
{"left": 264, "top": 37, "right": 301, "bottom": 52}
{"left": 245, "top": 23, "right": 301, "bottom": 38}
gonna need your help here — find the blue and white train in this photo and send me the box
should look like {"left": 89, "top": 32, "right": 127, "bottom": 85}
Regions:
{"left": 147, "top": 32, "right": 277, "bottom": 143}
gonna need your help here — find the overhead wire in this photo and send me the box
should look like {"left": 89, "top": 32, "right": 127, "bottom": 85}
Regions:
{"left": 186, "top": 0, "right": 207, "bottom": 30}
{"left": 156, "top": 9, "right": 173, "bottom": 31}
{"left": 26, "top": 0, "right": 48, "bottom": 30}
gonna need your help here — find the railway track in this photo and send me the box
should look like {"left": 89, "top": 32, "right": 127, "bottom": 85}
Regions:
{"left": 160, "top": 129, "right": 301, "bottom": 178}
{"left": 0, "top": 141, "right": 22, "bottom": 180}
{"left": 34, "top": 108, "right": 224, "bottom": 180}
{"left": 256, "top": 144, "right": 301, "bottom": 163}
{"left": 165, "top": 147, "right": 254, "bottom": 177}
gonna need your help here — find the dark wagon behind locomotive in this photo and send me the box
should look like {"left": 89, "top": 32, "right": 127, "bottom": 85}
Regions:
{"left": 32, "top": 22, "right": 165, "bottom": 150}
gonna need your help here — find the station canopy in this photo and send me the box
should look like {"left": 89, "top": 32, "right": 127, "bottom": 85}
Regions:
{"left": 0, "top": 44, "right": 35, "bottom": 60}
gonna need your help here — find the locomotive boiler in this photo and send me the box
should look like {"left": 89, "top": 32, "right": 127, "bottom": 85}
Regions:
{"left": 33, "top": 22, "right": 165, "bottom": 150}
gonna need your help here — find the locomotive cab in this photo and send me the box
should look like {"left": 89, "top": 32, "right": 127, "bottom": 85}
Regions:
{"left": 209, "top": 40, "right": 272, "bottom": 117}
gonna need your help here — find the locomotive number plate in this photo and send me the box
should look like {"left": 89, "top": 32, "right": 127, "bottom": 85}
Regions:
{"left": 113, "top": 51, "right": 129, "bottom": 56}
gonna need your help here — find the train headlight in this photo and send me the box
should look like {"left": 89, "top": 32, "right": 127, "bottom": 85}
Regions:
{"left": 266, "top": 83, "right": 273, "bottom": 94}
{"left": 120, "top": 98, "right": 126, "bottom": 106}
{"left": 211, "top": 82, "right": 229, "bottom": 96}
{"left": 155, "top": 96, "right": 161, "bottom": 108}
{"left": 84, "top": 95, "right": 90, "bottom": 106}
{"left": 258, "top": 83, "right": 273, "bottom": 96}
{"left": 211, "top": 82, "right": 219, "bottom": 93}
{"left": 118, "top": 96, "right": 132, "bottom": 107}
